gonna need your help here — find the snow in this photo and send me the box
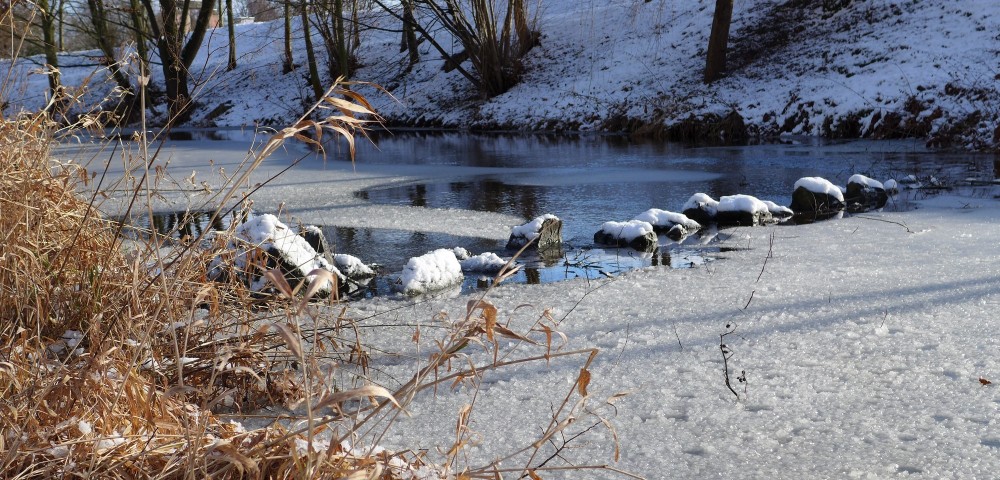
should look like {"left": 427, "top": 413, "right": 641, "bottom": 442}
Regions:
{"left": 459, "top": 252, "right": 509, "bottom": 274}
{"left": 451, "top": 247, "right": 471, "bottom": 261}
{"left": 899, "top": 175, "right": 923, "bottom": 189}
{"left": 347, "top": 194, "right": 1000, "bottom": 478}
{"left": 4, "top": 1, "right": 998, "bottom": 148}
{"left": 682, "top": 193, "right": 720, "bottom": 216}
{"left": 333, "top": 253, "right": 374, "bottom": 279}
{"left": 848, "top": 174, "right": 885, "bottom": 190}
{"left": 597, "top": 219, "right": 655, "bottom": 242}
{"left": 210, "top": 213, "right": 342, "bottom": 292}
{"left": 510, "top": 214, "right": 559, "bottom": 241}
{"left": 633, "top": 208, "right": 700, "bottom": 231}
{"left": 17, "top": 1, "right": 1000, "bottom": 475}
{"left": 717, "top": 194, "right": 769, "bottom": 214}
{"left": 793, "top": 177, "right": 846, "bottom": 201}
{"left": 762, "top": 200, "right": 793, "bottom": 217}
{"left": 396, "top": 249, "right": 464, "bottom": 295}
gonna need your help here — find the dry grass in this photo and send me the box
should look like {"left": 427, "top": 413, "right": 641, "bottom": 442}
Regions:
{"left": 0, "top": 74, "right": 630, "bottom": 477}
{"left": 0, "top": 88, "right": 424, "bottom": 478}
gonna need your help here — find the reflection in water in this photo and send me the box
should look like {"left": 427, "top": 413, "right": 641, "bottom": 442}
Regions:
{"left": 120, "top": 210, "right": 731, "bottom": 299}
{"left": 116, "top": 131, "right": 997, "bottom": 299}
{"left": 118, "top": 210, "right": 234, "bottom": 240}
{"left": 354, "top": 133, "right": 995, "bottom": 245}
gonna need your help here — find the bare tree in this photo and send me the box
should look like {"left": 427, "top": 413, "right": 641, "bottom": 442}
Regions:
{"left": 139, "top": 0, "right": 218, "bottom": 121}
{"left": 226, "top": 0, "right": 235, "bottom": 70}
{"left": 282, "top": 0, "right": 293, "bottom": 72}
{"left": 35, "top": 0, "right": 65, "bottom": 114}
{"left": 375, "top": 0, "right": 539, "bottom": 98}
{"left": 84, "top": 0, "right": 138, "bottom": 121}
{"left": 398, "top": 0, "right": 419, "bottom": 71}
{"left": 312, "top": 0, "right": 360, "bottom": 80}
{"left": 704, "top": 0, "right": 733, "bottom": 83}
{"left": 300, "top": 1, "right": 323, "bottom": 101}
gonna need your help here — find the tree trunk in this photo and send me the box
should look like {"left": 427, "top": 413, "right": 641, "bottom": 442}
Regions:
{"left": 142, "top": 0, "right": 217, "bottom": 122}
{"left": 333, "top": 0, "right": 348, "bottom": 79}
{"left": 704, "top": 0, "right": 733, "bottom": 83}
{"left": 87, "top": 0, "right": 137, "bottom": 122}
{"left": 128, "top": 0, "right": 150, "bottom": 111}
{"left": 227, "top": 0, "right": 236, "bottom": 70}
{"left": 301, "top": 3, "right": 324, "bottom": 101}
{"left": 283, "top": 1, "right": 294, "bottom": 73}
{"left": 37, "top": 0, "right": 64, "bottom": 116}
{"left": 399, "top": 0, "right": 419, "bottom": 70}
{"left": 56, "top": 0, "right": 64, "bottom": 50}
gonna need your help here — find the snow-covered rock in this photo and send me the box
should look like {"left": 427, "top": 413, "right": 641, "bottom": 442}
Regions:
{"left": 506, "top": 214, "right": 562, "bottom": 250}
{"left": 716, "top": 194, "right": 774, "bottom": 226}
{"left": 459, "top": 252, "right": 510, "bottom": 274}
{"left": 300, "top": 224, "right": 330, "bottom": 254}
{"left": 789, "top": 177, "right": 846, "bottom": 217}
{"left": 845, "top": 174, "right": 889, "bottom": 212}
{"left": 396, "top": 249, "right": 464, "bottom": 295}
{"left": 333, "top": 253, "right": 375, "bottom": 279}
{"left": 762, "top": 200, "right": 794, "bottom": 218}
{"left": 681, "top": 193, "right": 720, "bottom": 224}
{"left": 884, "top": 178, "right": 899, "bottom": 194}
{"left": 633, "top": 208, "right": 701, "bottom": 239}
{"left": 209, "top": 214, "right": 344, "bottom": 297}
{"left": 898, "top": 175, "right": 922, "bottom": 189}
{"left": 593, "top": 220, "right": 658, "bottom": 251}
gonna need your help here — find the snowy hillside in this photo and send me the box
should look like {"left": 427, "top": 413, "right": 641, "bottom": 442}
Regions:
{"left": 3, "top": 0, "right": 999, "bottom": 148}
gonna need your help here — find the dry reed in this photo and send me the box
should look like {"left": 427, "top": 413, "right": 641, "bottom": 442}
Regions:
{"left": 0, "top": 74, "right": 630, "bottom": 477}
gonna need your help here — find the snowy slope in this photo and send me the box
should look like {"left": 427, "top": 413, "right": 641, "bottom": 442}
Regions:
{"left": 3, "top": 0, "right": 998, "bottom": 148}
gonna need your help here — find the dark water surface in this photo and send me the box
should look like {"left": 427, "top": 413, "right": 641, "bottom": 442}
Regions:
{"left": 132, "top": 131, "right": 998, "bottom": 297}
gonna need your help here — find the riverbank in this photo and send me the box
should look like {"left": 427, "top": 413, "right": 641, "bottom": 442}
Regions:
{"left": 4, "top": 0, "right": 999, "bottom": 149}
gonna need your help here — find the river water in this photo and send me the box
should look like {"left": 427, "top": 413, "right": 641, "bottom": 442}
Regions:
{"left": 129, "top": 130, "right": 999, "bottom": 297}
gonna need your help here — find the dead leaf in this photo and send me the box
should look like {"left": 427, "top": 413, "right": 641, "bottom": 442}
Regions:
{"left": 270, "top": 323, "right": 303, "bottom": 359}
{"left": 262, "top": 269, "right": 294, "bottom": 298}
{"left": 313, "top": 384, "right": 402, "bottom": 412}
{"left": 577, "top": 368, "right": 591, "bottom": 397}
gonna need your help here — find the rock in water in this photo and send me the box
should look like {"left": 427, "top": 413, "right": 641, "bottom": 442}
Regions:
{"left": 682, "top": 193, "right": 719, "bottom": 224}
{"left": 789, "top": 177, "right": 845, "bottom": 219}
{"left": 209, "top": 214, "right": 345, "bottom": 298}
{"left": 594, "top": 220, "right": 658, "bottom": 251}
{"left": 507, "top": 214, "right": 563, "bottom": 251}
{"left": 715, "top": 194, "right": 773, "bottom": 226}
{"left": 845, "top": 174, "right": 888, "bottom": 212}
{"left": 633, "top": 208, "right": 701, "bottom": 237}
{"left": 396, "top": 248, "right": 464, "bottom": 295}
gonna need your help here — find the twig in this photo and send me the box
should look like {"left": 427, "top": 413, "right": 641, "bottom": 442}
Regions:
{"left": 672, "top": 323, "right": 683, "bottom": 351}
{"left": 720, "top": 322, "right": 740, "bottom": 399}
{"left": 853, "top": 215, "right": 914, "bottom": 233}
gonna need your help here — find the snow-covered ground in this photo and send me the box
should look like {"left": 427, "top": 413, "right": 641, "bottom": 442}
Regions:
{"left": 51, "top": 130, "right": 1000, "bottom": 478}
{"left": 18, "top": 1, "right": 1000, "bottom": 476}
{"left": 4, "top": 0, "right": 999, "bottom": 148}
{"left": 355, "top": 192, "right": 1000, "bottom": 478}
